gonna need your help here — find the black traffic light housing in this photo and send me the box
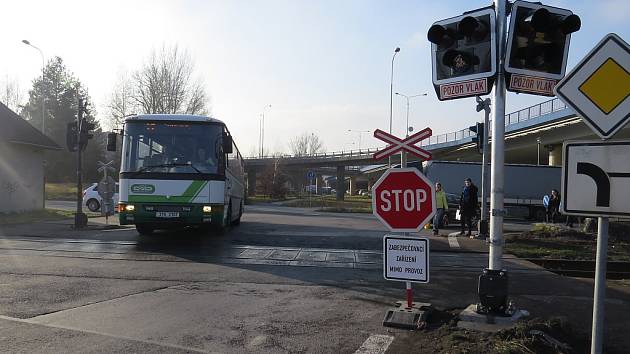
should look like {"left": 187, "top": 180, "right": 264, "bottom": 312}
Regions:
{"left": 505, "top": 1, "right": 581, "bottom": 96}
{"left": 469, "top": 122, "right": 484, "bottom": 154}
{"left": 79, "top": 119, "right": 96, "bottom": 151}
{"left": 66, "top": 122, "right": 78, "bottom": 152}
{"left": 106, "top": 132, "right": 118, "bottom": 152}
{"left": 428, "top": 7, "right": 497, "bottom": 101}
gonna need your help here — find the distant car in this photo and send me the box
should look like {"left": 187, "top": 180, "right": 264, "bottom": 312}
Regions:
{"left": 83, "top": 182, "right": 119, "bottom": 212}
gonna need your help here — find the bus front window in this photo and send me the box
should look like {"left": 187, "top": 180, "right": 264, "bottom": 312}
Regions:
{"left": 122, "top": 122, "right": 223, "bottom": 175}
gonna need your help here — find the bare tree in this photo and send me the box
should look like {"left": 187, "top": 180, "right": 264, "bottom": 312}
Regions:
{"left": 107, "top": 70, "right": 136, "bottom": 130}
{"left": 1, "top": 75, "right": 23, "bottom": 112}
{"left": 258, "top": 158, "right": 288, "bottom": 198}
{"left": 132, "top": 45, "right": 208, "bottom": 115}
{"left": 289, "top": 132, "right": 324, "bottom": 156}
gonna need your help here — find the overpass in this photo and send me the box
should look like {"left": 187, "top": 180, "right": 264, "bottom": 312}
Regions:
{"left": 244, "top": 97, "right": 630, "bottom": 199}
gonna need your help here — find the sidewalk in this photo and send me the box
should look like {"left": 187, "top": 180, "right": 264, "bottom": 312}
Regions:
{"left": 0, "top": 215, "right": 128, "bottom": 239}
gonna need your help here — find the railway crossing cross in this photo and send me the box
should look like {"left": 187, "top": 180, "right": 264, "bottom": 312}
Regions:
{"left": 372, "top": 128, "right": 432, "bottom": 161}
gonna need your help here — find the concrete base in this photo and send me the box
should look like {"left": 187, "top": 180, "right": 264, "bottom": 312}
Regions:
{"left": 382, "top": 301, "right": 432, "bottom": 330}
{"left": 457, "top": 304, "right": 529, "bottom": 332}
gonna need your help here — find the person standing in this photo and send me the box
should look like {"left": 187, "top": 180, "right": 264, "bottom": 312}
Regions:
{"left": 433, "top": 182, "right": 449, "bottom": 235}
{"left": 548, "top": 189, "right": 561, "bottom": 223}
{"left": 459, "top": 178, "right": 478, "bottom": 236}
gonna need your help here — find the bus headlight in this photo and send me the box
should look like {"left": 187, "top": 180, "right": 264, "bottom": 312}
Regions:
{"left": 203, "top": 206, "right": 212, "bottom": 213}
{"left": 125, "top": 204, "right": 135, "bottom": 212}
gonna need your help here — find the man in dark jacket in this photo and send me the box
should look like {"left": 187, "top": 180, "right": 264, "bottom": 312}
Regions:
{"left": 459, "top": 178, "right": 478, "bottom": 236}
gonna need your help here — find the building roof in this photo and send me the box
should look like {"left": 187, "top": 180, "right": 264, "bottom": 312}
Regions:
{"left": 0, "top": 101, "right": 61, "bottom": 150}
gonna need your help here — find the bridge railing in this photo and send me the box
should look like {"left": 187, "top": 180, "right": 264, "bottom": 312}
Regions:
{"left": 245, "top": 97, "right": 570, "bottom": 160}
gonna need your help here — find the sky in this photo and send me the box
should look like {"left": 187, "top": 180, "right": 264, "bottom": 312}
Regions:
{"left": 1, "top": 0, "right": 629, "bottom": 157}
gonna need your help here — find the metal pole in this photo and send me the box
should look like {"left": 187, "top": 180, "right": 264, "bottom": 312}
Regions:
{"left": 405, "top": 96, "right": 410, "bottom": 138}
{"left": 75, "top": 98, "right": 85, "bottom": 228}
{"left": 591, "top": 217, "right": 609, "bottom": 354}
{"left": 261, "top": 112, "right": 265, "bottom": 157}
{"left": 537, "top": 138, "right": 541, "bottom": 165}
{"left": 480, "top": 101, "right": 490, "bottom": 236}
{"left": 389, "top": 48, "right": 400, "bottom": 167}
{"left": 489, "top": 0, "right": 507, "bottom": 270}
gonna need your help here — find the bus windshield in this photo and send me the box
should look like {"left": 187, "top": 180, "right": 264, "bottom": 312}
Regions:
{"left": 121, "top": 121, "right": 223, "bottom": 175}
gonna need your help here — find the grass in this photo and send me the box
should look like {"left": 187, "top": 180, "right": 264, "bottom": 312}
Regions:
{"left": 505, "top": 223, "right": 630, "bottom": 262}
{"left": 0, "top": 209, "right": 73, "bottom": 225}
{"left": 45, "top": 183, "right": 77, "bottom": 201}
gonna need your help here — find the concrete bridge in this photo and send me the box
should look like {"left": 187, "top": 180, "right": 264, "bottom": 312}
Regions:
{"left": 244, "top": 97, "right": 630, "bottom": 200}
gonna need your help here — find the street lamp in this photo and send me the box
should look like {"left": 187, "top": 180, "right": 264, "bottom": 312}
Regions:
{"left": 536, "top": 137, "right": 541, "bottom": 165}
{"left": 395, "top": 92, "right": 427, "bottom": 137}
{"left": 259, "top": 104, "right": 272, "bottom": 157}
{"left": 22, "top": 39, "right": 45, "bottom": 134}
{"left": 347, "top": 129, "right": 370, "bottom": 151}
{"left": 389, "top": 47, "right": 400, "bottom": 167}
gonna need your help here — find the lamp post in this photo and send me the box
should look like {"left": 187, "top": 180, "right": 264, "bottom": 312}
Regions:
{"left": 536, "top": 137, "right": 541, "bottom": 165}
{"left": 22, "top": 40, "right": 45, "bottom": 134}
{"left": 389, "top": 47, "right": 400, "bottom": 167}
{"left": 259, "top": 104, "right": 272, "bottom": 157}
{"left": 347, "top": 129, "right": 370, "bottom": 151}
{"left": 395, "top": 92, "right": 427, "bottom": 137}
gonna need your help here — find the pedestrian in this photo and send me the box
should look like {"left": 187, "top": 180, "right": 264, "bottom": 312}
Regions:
{"left": 459, "top": 178, "right": 478, "bottom": 236}
{"left": 433, "top": 182, "right": 448, "bottom": 235}
{"left": 547, "top": 189, "right": 561, "bottom": 223}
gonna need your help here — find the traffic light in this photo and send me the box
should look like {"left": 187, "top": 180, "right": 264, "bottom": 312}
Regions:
{"left": 428, "top": 7, "right": 496, "bottom": 101}
{"left": 79, "top": 119, "right": 96, "bottom": 150}
{"left": 66, "top": 122, "right": 78, "bottom": 152}
{"left": 505, "top": 1, "right": 581, "bottom": 96}
{"left": 469, "top": 122, "right": 484, "bottom": 153}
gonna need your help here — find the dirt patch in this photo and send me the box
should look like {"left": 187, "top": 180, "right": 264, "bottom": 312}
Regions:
{"left": 388, "top": 310, "right": 616, "bottom": 353}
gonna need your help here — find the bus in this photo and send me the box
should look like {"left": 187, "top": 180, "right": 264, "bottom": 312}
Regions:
{"left": 113, "top": 114, "right": 245, "bottom": 235}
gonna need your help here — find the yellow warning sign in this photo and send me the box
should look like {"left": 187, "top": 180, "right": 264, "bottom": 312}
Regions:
{"left": 579, "top": 58, "right": 630, "bottom": 114}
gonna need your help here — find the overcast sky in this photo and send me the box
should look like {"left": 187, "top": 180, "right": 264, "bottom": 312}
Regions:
{"left": 1, "top": 0, "right": 629, "bottom": 156}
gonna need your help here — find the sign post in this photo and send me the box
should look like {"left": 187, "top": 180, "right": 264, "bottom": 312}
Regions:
{"left": 373, "top": 129, "right": 435, "bottom": 328}
{"left": 554, "top": 33, "right": 630, "bottom": 354}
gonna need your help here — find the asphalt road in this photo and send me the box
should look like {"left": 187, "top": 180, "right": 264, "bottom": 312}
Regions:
{"left": 1, "top": 204, "right": 628, "bottom": 353}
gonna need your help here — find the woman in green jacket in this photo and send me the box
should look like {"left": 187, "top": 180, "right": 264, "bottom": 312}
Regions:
{"left": 433, "top": 182, "right": 449, "bottom": 235}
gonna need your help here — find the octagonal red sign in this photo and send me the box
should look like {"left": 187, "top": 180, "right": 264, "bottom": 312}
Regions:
{"left": 372, "top": 168, "right": 436, "bottom": 232}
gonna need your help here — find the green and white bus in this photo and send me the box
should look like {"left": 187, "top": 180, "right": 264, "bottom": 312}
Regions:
{"left": 115, "top": 114, "right": 245, "bottom": 235}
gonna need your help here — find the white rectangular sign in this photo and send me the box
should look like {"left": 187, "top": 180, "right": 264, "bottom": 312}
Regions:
{"left": 383, "top": 235, "right": 429, "bottom": 283}
{"left": 508, "top": 74, "right": 557, "bottom": 96}
{"left": 562, "top": 140, "right": 630, "bottom": 217}
{"left": 439, "top": 79, "right": 488, "bottom": 100}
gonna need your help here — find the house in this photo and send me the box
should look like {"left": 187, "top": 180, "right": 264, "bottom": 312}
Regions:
{"left": 0, "top": 102, "right": 60, "bottom": 213}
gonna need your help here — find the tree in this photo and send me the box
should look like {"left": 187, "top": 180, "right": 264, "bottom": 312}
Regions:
{"left": 258, "top": 158, "right": 288, "bottom": 198}
{"left": 132, "top": 45, "right": 208, "bottom": 115}
{"left": 21, "top": 57, "right": 103, "bottom": 182}
{"left": 289, "top": 132, "right": 324, "bottom": 156}
{"left": 107, "top": 70, "right": 136, "bottom": 130}
{"left": 1, "top": 75, "right": 23, "bottom": 112}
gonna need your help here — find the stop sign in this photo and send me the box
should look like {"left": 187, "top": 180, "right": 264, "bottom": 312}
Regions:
{"left": 372, "top": 168, "right": 436, "bottom": 232}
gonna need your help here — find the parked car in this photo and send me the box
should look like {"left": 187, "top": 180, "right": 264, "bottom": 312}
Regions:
{"left": 82, "top": 182, "right": 119, "bottom": 212}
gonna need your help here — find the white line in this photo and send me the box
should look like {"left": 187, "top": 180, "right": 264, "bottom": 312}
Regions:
{"left": 448, "top": 234, "right": 460, "bottom": 249}
{"left": 354, "top": 334, "right": 394, "bottom": 354}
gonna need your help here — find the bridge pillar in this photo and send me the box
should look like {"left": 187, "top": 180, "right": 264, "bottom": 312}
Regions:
{"left": 336, "top": 166, "right": 345, "bottom": 201}
{"left": 548, "top": 145, "right": 562, "bottom": 167}
{"left": 247, "top": 169, "right": 257, "bottom": 196}
{"left": 349, "top": 176, "right": 357, "bottom": 196}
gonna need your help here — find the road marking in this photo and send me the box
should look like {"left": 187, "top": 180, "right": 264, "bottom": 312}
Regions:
{"left": 354, "top": 334, "right": 394, "bottom": 354}
{"left": 448, "top": 234, "right": 460, "bottom": 249}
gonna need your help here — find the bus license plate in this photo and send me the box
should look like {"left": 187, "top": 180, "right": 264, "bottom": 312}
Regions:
{"left": 156, "top": 212, "right": 179, "bottom": 218}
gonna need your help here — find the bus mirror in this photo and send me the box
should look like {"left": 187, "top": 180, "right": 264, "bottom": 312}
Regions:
{"left": 223, "top": 135, "right": 233, "bottom": 154}
{"left": 106, "top": 132, "right": 117, "bottom": 152}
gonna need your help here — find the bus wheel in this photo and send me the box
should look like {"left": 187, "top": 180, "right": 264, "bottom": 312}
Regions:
{"left": 232, "top": 202, "right": 242, "bottom": 226}
{"left": 136, "top": 224, "right": 154, "bottom": 235}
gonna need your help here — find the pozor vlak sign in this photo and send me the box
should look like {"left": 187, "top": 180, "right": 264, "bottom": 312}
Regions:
{"left": 372, "top": 168, "right": 436, "bottom": 232}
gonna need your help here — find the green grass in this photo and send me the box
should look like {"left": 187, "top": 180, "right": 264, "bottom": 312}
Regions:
{"left": 45, "top": 183, "right": 77, "bottom": 201}
{"left": 505, "top": 225, "right": 630, "bottom": 261}
{"left": 0, "top": 209, "right": 73, "bottom": 225}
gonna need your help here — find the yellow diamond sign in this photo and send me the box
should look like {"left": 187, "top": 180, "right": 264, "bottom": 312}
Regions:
{"left": 554, "top": 34, "right": 630, "bottom": 139}
{"left": 579, "top": 58, "right": 630, "bottom": 114}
